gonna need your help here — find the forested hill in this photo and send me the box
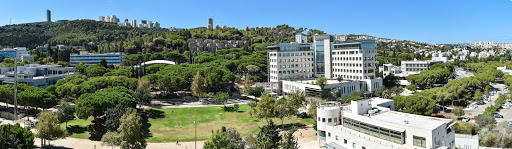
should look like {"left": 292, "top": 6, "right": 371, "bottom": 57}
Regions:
{"left": 0, "top": 20, "right": 329, "bottom": 51}
{"left": 0, "top": 20, "right": 170, "bottom": 49}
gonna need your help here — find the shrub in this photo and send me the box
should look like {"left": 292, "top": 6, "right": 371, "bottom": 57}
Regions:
{"left": 455, "top": 122, "right": 475, "bottom": 135}
{"left": 248, "top": 87, "right": 264, "bottom": 97}
{"left": 233, "top": 104, "right": 240, "bottom": 112}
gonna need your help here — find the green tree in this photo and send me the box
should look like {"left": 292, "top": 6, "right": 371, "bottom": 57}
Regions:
{"left": 374, "top": 86, "right": 388, "bottom": 97}
{"left": 279, "top": 128, "right": 299, "bottom": 149}
{"left": 307, "top": 100, "right": 318, "bottom": 130}
{"left": 85, "top": 64, "right": 107, "bottom": 77}
{"left": 101, "top": 131, "right": 121, "bottom": 149}
{"left": 406, "top": 84, "right": 417, "bottom": 91}
{"left": 118, "top": 113, "right": 147, "bottom": 149}
{"left": 0, "top": 123, "right": 34, "bottom": 149}
{"left": 256, "top": 120, "right": 281, "bottom": 149}
{"left": 248, "top": 87, "right": 265, "bottom": 97}
{"left": 100, "top": 58, "right": 108, "bottom": 68}
{"left": 315, "top": 77, "right": 327, "bottom": 90}
{"left": 250, "top": 93, "right": 277, "bottom": 121}
{"left": 133, "top": 88, "right": 152, "bottom": 109}
{"left": 35, "top": 111, "right": 67, "bottom": 147}
{"left": 475, "top": 114, "right": 496, "bottom": 128}
{"left": 452, "top": 106, "right": 465, "bottom": 117}
{"left": 75, "top": 62, "right": 86, "bottom": 74}
{"left": 203, "top": 126, "right": 245, "bottom": 149}
{"left": 105, "top": 105, "right": 136, "bottom": 132}
{"left": 214, "top": 92, "right": 230, "bottom": 108}
{"left": 57, "top": 102, "right": 75, "bottom": 128}
{"left": 191, "top": 72, "right": 205, "bottom": 97}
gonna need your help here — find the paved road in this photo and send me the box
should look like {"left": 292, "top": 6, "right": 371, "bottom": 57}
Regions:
{"left": 464, "top": 84, "right": 504, "bottom": 118}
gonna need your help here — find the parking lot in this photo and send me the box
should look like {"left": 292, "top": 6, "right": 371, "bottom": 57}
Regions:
{"left": 464, "top": 84, "right": 504, "bottom": 119}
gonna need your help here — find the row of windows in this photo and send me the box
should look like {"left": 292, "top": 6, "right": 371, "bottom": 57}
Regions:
{"left": 332, "top": 133, "right": 366, "bottom": 149}
{"left": 343, "top": 117, "right": 404, "bottom": 144}
{"left": 270, "top": 74, "right": 314, "bottom": 81}
{"left": 405, "top": 68, "right": 427, "bottom": 72}
{"left": 332, "top": 69, "right": 375, "bottom": 74}
{"left": 269, "top": 58, "right": 314, "bottom": 63}
{"left": 270, "top": 69, "right": 314, "bottom": 74}
{"left": 332, "top": 75, "right": 367, "bottom": 80}
{"left": 271, "top": 52, "right": 314, "bottom": 57}
{"left": 404, "top": 64, "right": 429, "bottom": 67}
{"left": 270, "top": 63, "right": 314, "bottom": 69}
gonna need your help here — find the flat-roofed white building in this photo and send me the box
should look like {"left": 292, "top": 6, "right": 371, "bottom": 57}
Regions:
{"left": 0, "top": 64, "right": 76, "bottom": 88}
{"left": 282, "top": 79, "right": 361, "bottom": 97}
{"left": 317, "top": 98, "right": 455, "bottom": 149}
{"left": 401, "top": 59, "right": 442, "bottom": 74}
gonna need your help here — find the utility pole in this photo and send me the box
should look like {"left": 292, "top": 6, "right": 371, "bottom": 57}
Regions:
{"left": 194, "top": 121, "right": 197, "bottom": 149}
{"left": 13, "top": 58, "right": 18, "bottom": 122}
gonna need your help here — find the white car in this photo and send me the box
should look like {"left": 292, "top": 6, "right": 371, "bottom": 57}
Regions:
{"left": 462, "top": 117, "right": 470, "bottom": 122}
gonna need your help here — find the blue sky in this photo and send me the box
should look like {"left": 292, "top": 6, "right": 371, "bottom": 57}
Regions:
{"left": 1, "top": 0, "right": 512, "bottom": 44}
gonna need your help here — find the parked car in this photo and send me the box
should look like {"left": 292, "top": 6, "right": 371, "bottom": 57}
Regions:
{"left": 476, "top": 101, "right": 486, "bottom": 105}
{"left": 462, "top": 117, "right": 470, "bottom": 122}
{"left": 494, "top": 114, "right": 504, "bottom": 118}
{"left": 508, "top": 121, "right": 512, "bottom": 127}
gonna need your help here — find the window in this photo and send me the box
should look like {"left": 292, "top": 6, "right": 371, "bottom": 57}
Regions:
{"left": 318, "top": 117, "right": 320, "bottom": 121}
{"left": 362, "top": 147, "right": 366, "bottom": 149}
{"left": 335, "top": 135, "right": 338, "bottom": 140}
{"left": 328, "top": 132, "right": 331, "bottom": 137}
{"left": 353, "top": 143, "right": 356, "bottom": 148}
{"left": 328, "top": 118, "right": 332, "bottom": 123}
{"left": 322, "top": 118, "right": 325, "bottom": 122}
{"left": 344, "top": 139, "right": 347, "bottom": 144}
{"left": 413, "top": 136, "right": 426, "bottom": 147}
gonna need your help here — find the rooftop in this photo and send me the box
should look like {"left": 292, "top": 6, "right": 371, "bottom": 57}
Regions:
{"left": 290, "top": 79, "right": 353, "bottom": 85}
{"left": 371, "top": 110, "right": 451, "bottom": 130}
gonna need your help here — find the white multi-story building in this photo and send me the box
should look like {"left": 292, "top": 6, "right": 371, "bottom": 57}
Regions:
{"left": 99, "top": 16, "right": 105, "bottom": 22}
{"left": 401, "top": 59, "right": 442, "bottom": 74}
{"left": 70, "top": 51, "right": 125, "bottom": 66}
{"left": 131, "top": 19, "right": 137, "bottom": 27}
{"left": 318, "top": 98, "right": 455, "bottom": 149}
{"left": 267, "top": 35, "right": 383, "bottom": 96}
{"left": 267, "top": 43, "right": 314, "bottom": 82}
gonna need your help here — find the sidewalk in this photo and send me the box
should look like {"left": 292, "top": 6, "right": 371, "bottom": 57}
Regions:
{"left": 34, "top": 137, "right": 204, "bottom": 149}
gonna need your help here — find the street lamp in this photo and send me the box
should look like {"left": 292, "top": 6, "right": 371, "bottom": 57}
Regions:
{"left": 194, "top": 121, "right": 196, "bottom": 149}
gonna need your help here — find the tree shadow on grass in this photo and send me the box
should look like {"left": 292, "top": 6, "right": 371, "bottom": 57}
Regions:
{"left": 141, "top": 111, "right": 153, "bottom": 139}
{"left": 277, "top": 122, "right": 307, "bottom": 130}
{"left": 66, "top": 125, "right": 87, "bottom": 136}
{"left": 145, "top": 109, "right": 165, "bottom": 119}
{"left": 87, "top": 125, "right": 104, "bottom": 141}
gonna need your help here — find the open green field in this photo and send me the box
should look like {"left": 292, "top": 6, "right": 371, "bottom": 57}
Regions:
{"left": 62, "top": 104, "right": 313, "bottom": 143}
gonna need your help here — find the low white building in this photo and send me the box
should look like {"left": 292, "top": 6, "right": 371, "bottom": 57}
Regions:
{"left": 380, "top": 63, "right": 401, "bottom": 77}
{"left": 0, "top": 64, "right": 76, "bottom": 88}
{"left": 401, "top": 59, "right": 442, "bottom": 74}
{"left": 318, "top": 98, "right": 455, "bottom": 149}
{"left": 282, "top": 79, "right": 361, "bottom": 97}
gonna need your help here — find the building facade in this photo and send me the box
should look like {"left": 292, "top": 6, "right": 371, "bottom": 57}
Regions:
{"left": 0, "top": 64, "right": 75, "bottom": 88}
{"left": 0, "top": 47, "right": 35, "bottom": 62}
{"left": 47, "top": 9, "right": 51, "bottom": 22}
{"left": 267, "top": 35, "right": 383, "bottom": 95}
{"left": 207, "top": 18, "right": 213, "bottom": 29}
{"left": 267, "top": 43, "right": 315, "bottom": 82}
{"left": 70, "top": 51, "right": 125, "bottom": 66}
{"left": 401, "top": 59, "right": 441, "bottom": 74}
{"left": 318, "top": 99, "right": 455, "bottom": 149}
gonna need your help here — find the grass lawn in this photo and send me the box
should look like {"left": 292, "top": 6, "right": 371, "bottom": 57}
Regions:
{"left": 61, "top": 117, "right": 93, "bottom": 139}
{"left": 62, "top": 104, "right": 313, "bottom": 143}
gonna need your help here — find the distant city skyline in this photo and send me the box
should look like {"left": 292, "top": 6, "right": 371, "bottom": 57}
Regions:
{"left": 1, "top": 0, "right": 512, "bottom": 44}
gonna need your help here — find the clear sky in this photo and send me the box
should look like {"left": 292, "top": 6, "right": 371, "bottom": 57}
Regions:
{"left": 1, "top": 0, "right": 512, "bottom": 44}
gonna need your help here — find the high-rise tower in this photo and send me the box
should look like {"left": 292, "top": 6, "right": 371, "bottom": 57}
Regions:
{"left": 207, "top": 18, "right": 213, "bottom": 29}
{"left": 47, "top": 9, "right": 51, "bottom": 22}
